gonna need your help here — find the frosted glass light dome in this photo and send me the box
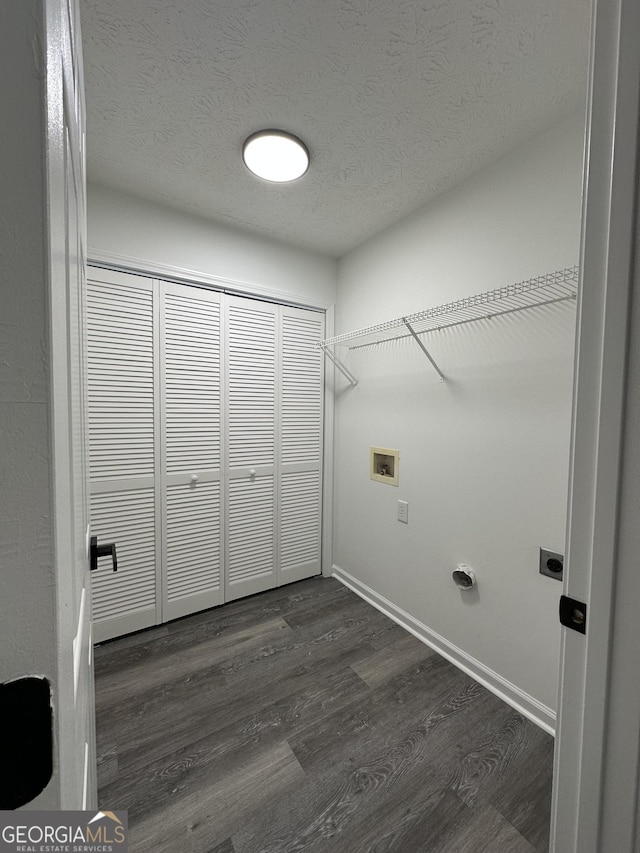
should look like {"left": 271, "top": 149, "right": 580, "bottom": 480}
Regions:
{"left": 242, "top": 130, "right": 309, "bottom": 182}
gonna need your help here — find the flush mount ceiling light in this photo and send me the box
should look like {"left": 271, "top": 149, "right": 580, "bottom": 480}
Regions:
{"left": 242, "top": 130, "right": 309, "bottom": 182}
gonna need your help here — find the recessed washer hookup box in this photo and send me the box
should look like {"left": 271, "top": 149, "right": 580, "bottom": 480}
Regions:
{"left": 370, "top": 447, "right": 399, "bottom": 486}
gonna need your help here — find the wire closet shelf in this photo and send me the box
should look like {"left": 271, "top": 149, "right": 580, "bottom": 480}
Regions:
{"left": 318, "top": 265, "right": 579, "bottom": 385}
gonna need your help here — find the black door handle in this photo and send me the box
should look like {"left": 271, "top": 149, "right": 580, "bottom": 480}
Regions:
{"left": 90, "top": 535, "right": 118, "bottom": 572}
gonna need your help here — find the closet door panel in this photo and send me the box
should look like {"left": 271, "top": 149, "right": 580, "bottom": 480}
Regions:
{"left": 226, "top": 474, "right": 276, "bottom": 599}
{"left": 161, "top": 283, "right": 223, "bottom": 620}
{"left": 164, "top": 288, "right": 221, "bottom": 473}
{"left": 280, "top": 312, "right": 324, "bottom": 466}
{"left": 88, "top": 279, "right": 155, "bottom": 481}
{"left": 224, "top": 296, "right": 278, "bottom": 599}
{"left": 87, "top": 269, "right": 159, "bottom": 642}
{"left": 227, "top": 298, "right": 277, "bottom": 468}
{"left": 91, "top": 486, "right": 157, "bottom": 641}
{"left": 164, "top": 479, "right": 222, "bottom": 620}
{"left": 277, "top": 307, "right": 324, "bottom": 584}
{"left": 280, "top": 470, "right": 322, "bottom": 581}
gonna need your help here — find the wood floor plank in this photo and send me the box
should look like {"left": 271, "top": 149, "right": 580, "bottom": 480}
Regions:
{"left": 128, "top": 739, "right": 305, "bottom": 853}
{"left": 110, "top": 641, "right": 377, "bottom": 782}
{"left": 96, "top": 616, "right": 292, "bottom": 711}
{"left": 165, "top": 576, "right": 345, "bottom": 640}
{"left": 94, "top": 578, "right": 338, "bottom": 680}
{"left": 485, "top": 728, "right": 554, "bottom": 852}
{"left": 434, "top": 801, "right": 536, "bottom": 853}
{"left": 350, "top": 632, "right": 436, "bottom": 689}
{"left": 333, "top": 786, "right": 467, "bottom": 853}
{"left": 209, "top": 840, "right": 235, "bottom": 853}
{"left": 438, "top": 704, "right": 553, "bottom": 850}
{"left": 445, "top": 709, "right": 533, "bottom": 805}
{"left": 99, "top": 664, "right": 371, "bottom": 822}
{"left": 96, "top": 577, "right": 554, "bottom": 852}
{"left": 235, "top": 673, "right": 512, "bottom": 852}
{"left": 288, "top": 654, "right": 461, "bottom": 774}
{"left": 299, "top": 789, "right": 534, "bottom": 853}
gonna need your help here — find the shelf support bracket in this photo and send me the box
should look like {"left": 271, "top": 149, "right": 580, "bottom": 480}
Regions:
{"left": 402, "top": 318, "right": 445, "bottom": 382}
{"left": 321, "top": 345, "right": 358, "bottom": 387}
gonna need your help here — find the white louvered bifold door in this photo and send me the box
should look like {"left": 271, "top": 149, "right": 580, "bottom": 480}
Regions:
{"left": 161, "top": 283, "right": 223, "bottom": 621}
{"left": 278, "top": 306, "right": 324, "bottom": 585}
{"left": 87, "top": 269, "right": 160, "bottom": 642}
{"left": 224, "top": 295, "right": 278, "bottom": 601}
{"left": 87, "top": 274, "right": 325, "bottom": 640}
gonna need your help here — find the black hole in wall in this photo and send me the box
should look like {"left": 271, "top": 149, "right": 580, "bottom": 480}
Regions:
{"left": 0, "top": 677, "right": 53, "bottom": 809}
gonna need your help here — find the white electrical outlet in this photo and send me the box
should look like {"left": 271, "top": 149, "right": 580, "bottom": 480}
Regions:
{"left": 397, "top": 500, "right": 409, "bottom": 524}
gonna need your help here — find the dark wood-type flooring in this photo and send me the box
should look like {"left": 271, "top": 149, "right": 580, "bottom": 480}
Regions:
{"left": 95, "top": 576, "right": 554, "bottom": 853}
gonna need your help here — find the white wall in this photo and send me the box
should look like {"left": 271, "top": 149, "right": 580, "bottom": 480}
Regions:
{"left": 0, "top": 1, "right": 59, "bottom": 805}
{"left": 333, "top": 112, "right": 585, "bottom": 720}
{"left": 87, "top": 184, "right": 337, "bottom": 307}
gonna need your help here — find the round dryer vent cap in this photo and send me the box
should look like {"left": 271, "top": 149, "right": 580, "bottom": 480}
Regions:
{"left": 452, "top": 564, "right": 476, "bottom": 589}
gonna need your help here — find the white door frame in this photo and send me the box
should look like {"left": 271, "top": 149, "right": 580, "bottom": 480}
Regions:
{"left": 84, "top": 1, "right": 640, "bottom": 840}
{"left": 48, "top": 0, "right": 97, "bottom": 808}
{"left": 551, "top": 0, "right": 640, "bottom": 849}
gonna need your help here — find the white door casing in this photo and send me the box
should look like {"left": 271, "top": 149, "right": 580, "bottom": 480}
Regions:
{"left": 46, "top": 0, "right": 96, "bottom": 808}
{"left": 1, "top": 0, "right": 94, "bottom": 809}
{"left": 550, "top": 0, "right": 640, "bottom": 849}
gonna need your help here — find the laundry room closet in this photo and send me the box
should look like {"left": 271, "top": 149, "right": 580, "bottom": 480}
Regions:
{"left": 87, "top": 264, "right": 327, "bottom": 642}
{"left": 86, "top": 98, "right": 583, "bottom": 725}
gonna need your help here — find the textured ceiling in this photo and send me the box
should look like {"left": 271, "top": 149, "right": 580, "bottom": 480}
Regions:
{"left": 81, "top": 0, "right": 591, "bottom": 258}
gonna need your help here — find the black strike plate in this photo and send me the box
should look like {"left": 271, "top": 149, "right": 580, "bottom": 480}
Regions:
{"left": 559, "top": 595, "right": 587, "bottom": 634}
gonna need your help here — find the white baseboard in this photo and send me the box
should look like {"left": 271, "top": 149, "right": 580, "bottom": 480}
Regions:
{"left": 332, "top": 564, "right": 556, "bottom": 735}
